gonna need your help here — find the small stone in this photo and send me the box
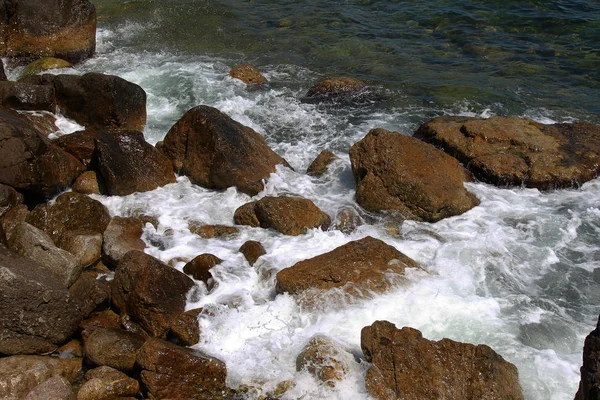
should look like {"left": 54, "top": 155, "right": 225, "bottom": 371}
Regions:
{"left": 72, "top": 171, "right": 100, "bottom": 195}
{"left": 297, "top": 335, "right": 352, "bottom": 387}
{"left": 239, "top": 240, "right": 266, "bottom": 266}
{"left": 229, "top": 64, "right": 268, "bottom": 85}
{"left": 188, "top": 222, "right": 239, "bottom": 238}
{"left": 306, "top": 150, "right": 339, "bottom": 177}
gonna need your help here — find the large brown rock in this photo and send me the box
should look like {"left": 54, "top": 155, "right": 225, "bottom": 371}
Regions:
{"left": 136, "top": 338, "right": 228, "bottom": 399}
{"left": 304, "top": 76, "right": 368, "bottom": 103}
{"left": 0, "top": 81, "right": 56, "bottom": 112}
{"left": 229, "top": 64, "right": 267, "bottom": 85}
{"left": 95, "top": 130, "right": 176, "bottom": 196}
{"left": 52, "top": 130, "right": 96, "bottom": 167}
{"left": 162, "top": 105, "right": 288, "bottom": 195}
{"left": 234, "top": 196, "right": 331, "bottom": 236}
{"left": 183, "top": 253, "right": 222, "bottom": 286}
{"left": 0, "top": 355, "right": 81, "bottom": 399}
{"left": 78, "top": 366, "right": 140, "bottom": 400}
{"left": 276, "top": 236, "right": 422, "bottom": 297}
{"left": 0, "top": 183, "right": 23, "bottom": 217}
{"left": 24, "top": 375, "right": 74, "bottom": 400}
{"left": 102, "top": 216, "right": 146, "bottom": 268}
{"left": 0, "top": 107, "right": 84, "bottom": 199}
{"left": 361, "top": 320, "right": 524, "bottom": 400}
{"left": 83, "top": 327, "right": 145, "bottom": 372}
{"left": 111, "top": 250, "right": 195, "bottom": 338}
{"left": 69, "top": 271, "right": 110, "bottom": 318}
{"left": 414, "top": 116, "right": 600, "bottom": 190}
{"left": 239, "top": 240, "right": 266, "bottom": 266}
{"left": 307, "top": 149, "right": 339, "bottom": 177}
{"left": 169, "top": 308, "right": 203, "bottom": 347}
{"left": 0, "top": 203, "right": 28, "bottom": 241}
{"left": 575, "top": 315, "right": 600, "bottom": 400}
{"left": 1, "top": 0, "right": 96, "bottom": 64}
{"left": 350, "top": 128, "right": 479, "bottom": 222}
{"left": 0, "top": 245, "right": 81, "bottom": 355}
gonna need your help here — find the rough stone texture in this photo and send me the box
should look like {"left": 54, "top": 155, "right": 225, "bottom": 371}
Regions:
{"left": 72, "top": 171, "right": 100, "bottom": 194}
{"left": 78, "top": 366, "right": 139, "bottom": 400}
{"left": 83, "top": 327, "right": 145, "bottom": 372}
{"left": 0, "top": 203, "right": 28, "bottom": 241}
{"left": 24, "top": 375, "right": 74, "bottom": 400}
{"left": 0, "top": 182, "right": 23, "bottom": 217}
{"left": 234, "top": 196, "right": 331, "bottom": 236}
{"left": 111, "top": 250, "right": 195, "bottom": 338}
{"left": 162, "top": 105, "right": 288, "bottom": 195}
{"left": 361, "top": 320, "right": 524, "bottom": 400}
{"left": 52, "top": 130, "right": 96, "bottom": 167}
{"left": 350, "top": 128, "right": 479, "bottom": 222}
{"left": 79, "top": 310, "right": 121, "bottom": 333}
{"left": 136, "top": 338, "right": 228, "bottom": 400}
{"left": 26, "top": 191, "right": 110, "bottom": 245}
{"left": 0, "top": 356, "right": 81, "bottom": 400}
{"left": 575, "top": 315, "right": 600, "bottom": 400}
{"left": 333, "top": 207, "right": 362, "bottom": 234}
{"left": 0, "top": 81, "right": 56, "bottom": 112}
{"left": 69, "top": 271, "right": 110, "bottom": 318}
{"left": 59, "top": 230, "right": 102, "bottom": 267}
{"left": 20, "top": 57, "right": 72, "bottom": 78}
{"left": 189, "top": 222, "right": 239, "bottom": 238}
{"left": 304, "top": 76, "right": 368, "bottom": 103}
{"left": 1, "top": 0, "right": 96, "bottom": 64}
{"left": 307, "top": 150, "right": 339, "bottom": 177}
{"left": 239, "top": 240, "right": 266, "bottom": 266}
{"left": 102, "top": 216, "right": 145, "bottom": 268}
{"left": 0, "top": 107, "right": 84, "bottom": 199}
{"left": 229, "top": 64, "right": 268, "bottom": 85}
{"left": 23, "top": 73, "right": 146, "bottom": 131}
{"left": 183, "top": 253, "right": 222, "bottom": 285}
{"left": 170, "top": 308, "right": 203, "bottom": 346}
{"left": 415, "top": 116, "right": 600, "bottom": 190}
{"left": 8, "top": 222, "right": 82, "bottom": 286}
{"left": 19, "top": 111, "right": 58, "bottom": 137}
{"left": 276, "top": 236, "right": 422, "bottom": 296}
{"left": 94, "top": 130, "right": 176, "bottom": 196}
{"left": 296, "top": 335, "right": 353, "bottom": 387}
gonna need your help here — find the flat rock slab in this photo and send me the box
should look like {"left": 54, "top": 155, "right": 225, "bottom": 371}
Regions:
{"left": 414, "top": 116, "right": 600, "bottom": 190}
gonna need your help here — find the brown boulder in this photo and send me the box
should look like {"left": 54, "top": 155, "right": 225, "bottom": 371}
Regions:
{"left": 304, "top": 76, "right": 368, "bottom": 103}
{"left": 415, "top": 116, "right": 600, "bottom": 190}
{"left": 79, "top": 310, "right": 121, "bottom": 333}
{"left": 361, "top": 320, "right": 524, "bottom": 400}
{"left": 19, "top": 111, "right": 58, "bottom": 137}
{"left": 0, "top": 356, "right": 81, "bottom": 400}
{"left": 78, "top": 366, "right": 140, "bottom": 400}
{"left": 69, "top": 271, "right": 110, "bottom": 318}
{"left": 52, "top": 130, "right": 96, "bottom": 167}
{"left": 0, "top": 81, "right": 56, "bottom": 112}
{"left": 111, "top": 250, "right": 195, "bottom": 338}
{"left": 333, "top": 207, "right": 362, "bottom": 234}
{"left": 276, "top": 236, "right": 422, "bottom": 297}
{"left": 183, "top": 253, "right": 222, "bottom": 286}
{"left": 2, "top": 0, "right": 96, "bottom": 64}
{"left": 0, "top": 107, "right": 84, "bottom": 199}
{"left": 102, "top": 216, "right": 146, "bottom": 268}
{"left": 0, "top": 203, "right": 28, "bottom": 241}
{"left": 350, "top": 128, "right": 479, "bottom": 222}
{"left": 170, "top": 308, "right": 203, "bottom": 346}
{"left": 189, "top": 222, "right": 239, "bottom": 238}
{"left": 162, "top": 105, "right": 288, "bottom": 195}
{"left": 19, "top": 57, "right": 73, "bottom": 79}
{"left": 239, "top": 240, "right": 266, "bottom": 266}
{"left": 72, "top": 171, "right": 100, "bottom": 194}
{"left": 234, "top": 196, "right": 331, "bottom": 236}
{"left": 307, "top": 150, "right": 339, "bottom": 177}
{"left": 24, "top": 375, "right": 74, "bottom": 400}
{"left": 0, "top": 183, "right": 23, "bottom": 217}
{"left": 296, "top": 335, "right": 353, "bottom": 387}
{"left": 229, "top": 64, "right": 268, "bottom": 85}
{"left": 136, "top": 338, "right": 228, "bottom": 399}
{"left": 59, "top": 230, "right": 102, "bottom": 267}
{"left": 94, "top": 130, "right": 176, "bottom": 196}
{"left": 575, "top": 315, "right": 600, "bottom": 400}
{"left": 83, "top": 327, "right": 145, "bottom": 372}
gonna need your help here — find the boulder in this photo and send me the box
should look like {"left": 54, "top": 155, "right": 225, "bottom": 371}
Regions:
{"left": 79, "top": 310, "right": 121, "bottom": 334}
{"left": 83, "top": 327, "right": 145, "bottom": 372}
{"left": 52, "top": 130, "right": 96, "bottom": 167}
{"left": 162, "top": 105, "right": 288, "bottom": 195}
{"left": 111, "top": 250, "right": 195, "bottom": 338}
{"left": 136, "top": 338, "right": 228, "bottom": 399}
{"left": 102, "top": 216, "right": 146, "bottom": 267}
{"left": 8, "top": 222, "right": 82, "bottom": 286}
{"left": 20, "top": 57, "right": 72, "bottom": 78}
{"left": 229, "top": 64, "right": 267, "bottom": 85}
{"left": 183, "top": 253, "right": 222, "bottom": 286}
{"left": 306, "top": 150, "right": 339, "bottom": 177}
{"left": 349, "top": 128, "right": 479, "bottom": 222}
{"left": 94, "top": 130, "right": 176, "bottom": 196}
{"left": 0, "top": 107, "right": 84, "bottom": 199}
{"left": 0, "top": 203, "right": 28, "bottom": 241}
{"left": 24, "top": 376, "right": 74, "bottom": 400}
{"left": 414, "top": 116, "right": 600, "bottom": 190}
{"left": 72, "top": 171, "right": 100, "bottom": 194}
{"left": 170, "top": 308, "right": 203, "bottom": 346}
{"left": 59, "top": 230, "right": 102, "bottom": 267}
{"left": 276, "top": 236, "right": 422, "bottom": 296}
{"left": 333, "top": 207, "right": 362, "bottom": 234}
{"left": 239, "top": 240, "right": 266, "bottom": 266}
{"left": 296, "top": 335, "right": 353, "bottom": 387}
{"left": 69, "top": 271, "right": 110, "bottom": 318}
{"left": 78, "top": 366, "right": 139, "bottom": 400}
{"left": 575, "top": 315, "right": 600, "bottom": 400}
{"left": 234, "top": 196, "right": 331, "bottom": 236}
{"left": 361, "top": 320, "right": 524, "bottom": 400}
{"left": 0, "top": 81, "right": 56, "bottom": 111}
{"left": 19, "top": 111, "right": 58, "bottom": 137}
{"left": 188, "top": 222, "right": 239, "bottom": 238}
{"left": 304, "top": 76, "right": 368, "bottom": 103}
{"left": 0, "top": 183, "right": 23, "bottom": 217}
{"left": 0, "top": 356, "right": 81, "bottom": 400}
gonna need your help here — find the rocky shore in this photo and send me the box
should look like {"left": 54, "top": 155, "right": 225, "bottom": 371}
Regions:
{"left": 0, "top": 1, "right": 598, "bottom": 399}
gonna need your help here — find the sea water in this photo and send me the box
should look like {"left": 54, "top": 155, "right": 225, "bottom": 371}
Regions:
{"left": 28, "top": 1, "right": 600, "bottom": 398}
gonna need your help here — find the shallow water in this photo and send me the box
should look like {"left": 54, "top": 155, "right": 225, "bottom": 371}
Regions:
{"left": 24, "top": 0, "right": 600, "bottom": 398}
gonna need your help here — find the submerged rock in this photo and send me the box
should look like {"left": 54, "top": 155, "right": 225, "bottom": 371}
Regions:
{"left": 575, "top": 314, "right": 600, "bottom": 400}
{"left": 296, "top": 335, "right": 353, "bottom": 387}
{"left": 414, "top": 116, "right": 600, "bottom": 190}
{"left": 229, "top": 64, "right": 268, "bottom": 85}
{"left": 304, "top": 76, "right": 369, "bottom": 103}
{"left": 350, "top": 128, "right": 479, "bottom": 222}
{"left": 361, "top": 320, "right": 524, "bottom": 400}
{"left": 162, "top": 105, "right": 289, "bottom": 195}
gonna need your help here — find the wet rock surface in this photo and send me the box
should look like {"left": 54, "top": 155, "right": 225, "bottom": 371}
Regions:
{"left": 239, "top": 240, "right": 266, "bottom": 266}
{"left": 229, "top": 64, "right": 267, "bottom": 85}
{"left": 102, "top": 216, "right": 146, "bottom": 267}
{"left": 83, "top": 327, "right": 145, "bottom": 372}
{"left": 0, "top": 81, "right": 56, "bottom": 112}
{"left": 306, "top": 149, "right": 339, "bottom": 177}
{"left": 183, "top": 253, "right": 222, "bottom": 285}
{"left": 78, "top": 366, "right": 139, "bottom": 400}
{"left": 296, "top": 335, "right": 353, "bottom": 387}
{"left": 24, "top": 375, "right": 74, "bottom": 400}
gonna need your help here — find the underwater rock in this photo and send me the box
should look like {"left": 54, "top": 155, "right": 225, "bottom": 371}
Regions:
{"left": 296, "top": 334, "right": 353, "bottom": 387}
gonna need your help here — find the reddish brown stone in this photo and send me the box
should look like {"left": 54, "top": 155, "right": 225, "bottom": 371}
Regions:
{"left": 239, "top": 240, "right": 266, "bottom": 266}
{"left": 229, "top": 64, "right": 267, "bottom": 85}
{"left": 170, "top": 308, "right": 203, "bottom": 346}
{"left": 83, "top": 327, "right": 145, "bottom": 372}
{"left": 183, "top": 254, "right": 222, "bottom": 286}
{"left": 189, "top": 222, "right": 239, "bottom": 238}
{"left": 306, "top": 150, "right": 339, "bottom": 177}
{"left": 102, "top": 216, "right": 146, "bottom": 268}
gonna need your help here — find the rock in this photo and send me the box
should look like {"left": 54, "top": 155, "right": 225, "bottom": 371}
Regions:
{"left": 361, "top": 320, "right": 524, "bottom": 400}
{"left": 19, "top": 111, "right": 58, "bottom": 137}
{"left": 414, "top": 116, "right": 600, "bottom": 190}
{"left": 0, "top": 183, "right": 23, "bottom": 217}
{"left": 72, "top": 171, "right": 100, "bottom": 194}
{"left": 102, "top": 216, "right": 145, "bottom": 268}
{"left": 60, "top": 230, "right": 102, "bottom": 267}
{"left": 79, "top": 310, "right": 121, "bottom": 333}
{"left": 307, "top": 150, "right": 339, "bottom": 177}
{"left": 170, "top": 308, "right": 203, "bottom": 346}
{"left": 349, "top": 128, "right": 479, "bottom": 222}
{"left": 239, "top": 240, "right": 266, "bottom": 266}
{"left": 26, "top": 191, "right": 111, "bottom": 245}
{"left": 0, "top": 107, "right": 84, "bottom": 199}
{"left": 333, "top": 207, "right": 362, "bottom": 234}
{"left": 78, "top": 366, "right": 139, "bottom": 400}
{"left": 0, "top": 81, "right": 56, "bottom": 111}
{"left": 24, "top": 375, "right": 74, "bottom": 400}
{"left": 575, "top": 315, "right": 600, "bottom": 400}
{"left": 53, "top": 130, "right": 96, "bottom": 167}
{"left": 56, "top": 339, "right": 83, "bottom": 358}
{"left": 111, "top": 250, "right": 195, "bottom": 338}
{"left": 276, "top": 236, "right": 422, "bottom": 297}
{"left": 20, "top": 57, "right": 72, "bottom": 78}
{"left": 188, "top": 222, "right": 239, "bottom": 238}
{"left": 0, "top": 59, "right": 6, "bottom": 81}
{"left": 304, "top": 76, "right": 368, "bottom": 103}
{"left": 23, "top": 73, "right": 147, "bottom": 131}
{"left": 136, "top": 338, "right": 228, "bottom": 399}
{"left": 0, "top": 203, "right": 28, "bottom": 241}
{"left": 234, "top": 196, "right": 331, "bottom": 236}
{"left": 94, "top": 130, "right": 176, "bottom": 196}
{"left": 69, "top": 271, "right": 110, "bottom": 318}
{"left": 162, "top": 105, "right": 289, "bottom": 196}
{"left": 229, "top": 64, "right": 268, "bottom": 85}
{"left": 183, "top": 253, "right": 222, "bottom": 286}
{"left": 0, "top": 356, "right": 81, "bottom": 399}
{"left": 296, "top": 335, "right": 353, "bottom": 387}
{"left": 83, "top": 327, "right": 145, "bottom": 372}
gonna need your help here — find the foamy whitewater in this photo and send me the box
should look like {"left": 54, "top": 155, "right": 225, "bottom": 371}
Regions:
{"left": 20, "top": 8, "right": 600, "bottom": 398}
